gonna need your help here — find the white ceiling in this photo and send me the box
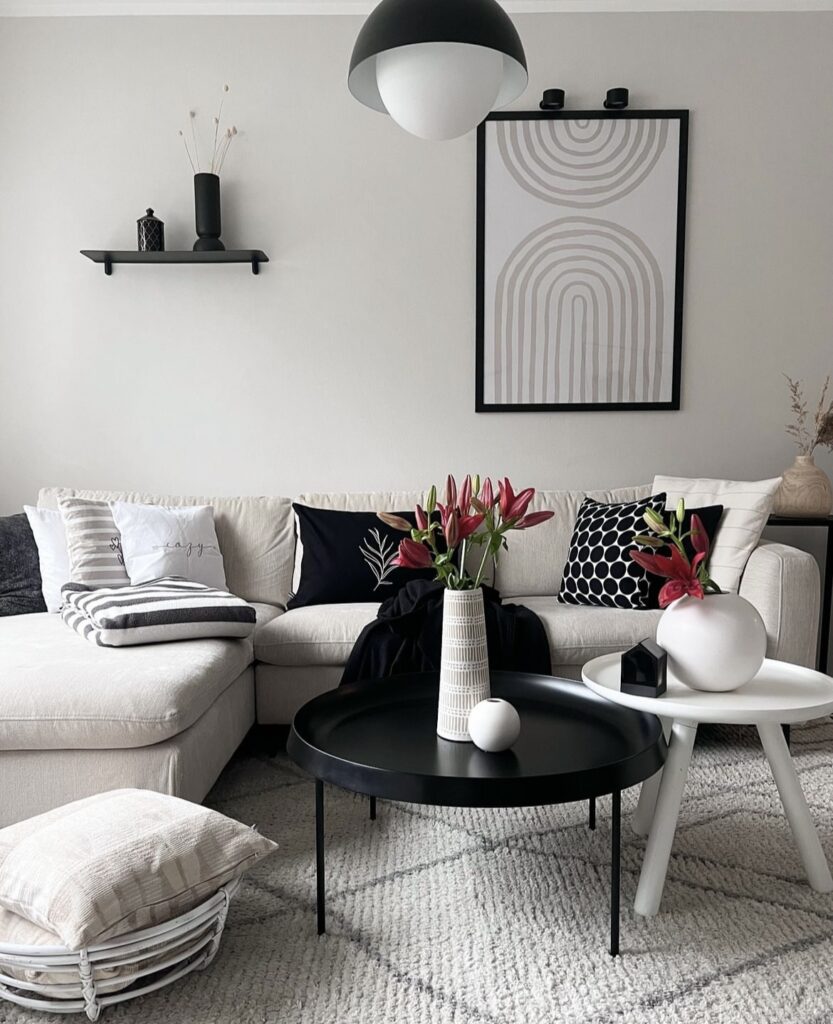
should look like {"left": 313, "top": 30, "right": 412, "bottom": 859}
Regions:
{"left": 1, "top": 0, "right": 829, "bottom": 14}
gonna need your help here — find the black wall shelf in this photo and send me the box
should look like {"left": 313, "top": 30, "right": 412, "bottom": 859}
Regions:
{"left": 80, "top": 250, "right": 269, "bottom": 276}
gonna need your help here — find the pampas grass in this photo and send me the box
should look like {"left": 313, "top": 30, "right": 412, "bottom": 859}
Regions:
{"left": 784, "top": 374, "right": 833, "bottom": 455}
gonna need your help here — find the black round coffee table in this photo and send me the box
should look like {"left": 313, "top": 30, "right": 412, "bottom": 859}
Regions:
{"left": 287, "top": 671, "right": 666, "bottom": 956}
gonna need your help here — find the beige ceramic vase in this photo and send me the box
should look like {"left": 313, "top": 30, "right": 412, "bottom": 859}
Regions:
{"left": 773, "top": 455, "right": 833, "bottom": 516}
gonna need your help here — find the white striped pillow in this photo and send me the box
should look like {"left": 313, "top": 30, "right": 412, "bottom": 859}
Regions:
{"left": 59, "top": 497, "right": 130, "bottom": 589}
{"left": 652, "top": 475, "right": 781, "bottom": 592}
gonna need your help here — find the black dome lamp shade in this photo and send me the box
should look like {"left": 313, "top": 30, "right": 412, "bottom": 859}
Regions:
{"left": 348, "top": 0, "right": 528, "bottom": 141}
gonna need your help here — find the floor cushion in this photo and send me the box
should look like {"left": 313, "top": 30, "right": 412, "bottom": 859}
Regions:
{"left": 0, "top": 789, "right": 277, "bottom": 950}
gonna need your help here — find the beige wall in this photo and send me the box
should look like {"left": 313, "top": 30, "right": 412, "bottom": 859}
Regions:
{"left": 1, "top": 12, "right": 831, "bottom": 503}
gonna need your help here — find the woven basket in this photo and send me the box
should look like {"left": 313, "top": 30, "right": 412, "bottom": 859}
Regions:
{"left": 0, "top": 881, "right": 238, "bottom": 1020}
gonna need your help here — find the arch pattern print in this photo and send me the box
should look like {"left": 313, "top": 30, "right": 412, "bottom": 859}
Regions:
{"left": 476, "top": 111, "right": 688, "bottom": 412}
{"left": 497, "top": 118, "right": 669, "bottom": 208}
{"left": 492, "top": 217, "right": 665, "bottom": 406}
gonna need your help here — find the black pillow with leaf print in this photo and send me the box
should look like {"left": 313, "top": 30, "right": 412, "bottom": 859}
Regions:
{"left": 287, "top": 505, "right": 436, "bottom": 609}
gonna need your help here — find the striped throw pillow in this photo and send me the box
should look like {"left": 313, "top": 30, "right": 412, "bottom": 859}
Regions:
{"left": 59, "top": 497, "right": 130, "bottom": 589}
{"left": 61, "top": 576, "right": 256, "bottom": 647}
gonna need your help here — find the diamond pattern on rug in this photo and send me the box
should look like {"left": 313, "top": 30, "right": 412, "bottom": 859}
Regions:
{"left": 3, "top": 722, "right": 833, "bottom": 1024}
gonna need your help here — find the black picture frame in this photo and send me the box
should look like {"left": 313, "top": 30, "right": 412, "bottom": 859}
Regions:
{"left": 475, "top": 109, "right": 689, "bottom": 413}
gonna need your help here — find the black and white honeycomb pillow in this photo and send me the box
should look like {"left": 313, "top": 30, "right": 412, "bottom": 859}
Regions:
{"left": 557, "top": 494, "right": 667, "bottom": 610}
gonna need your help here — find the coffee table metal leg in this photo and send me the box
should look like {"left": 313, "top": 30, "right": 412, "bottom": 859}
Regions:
{"left": 634, "top": 720, "right": 697, "bottom": 916}
{"left": 589, "top": 797, "right": 596, "bottom": 830}
{"left": 369, "top": 796, "right": 377, "bottom": 821}
{"left": 757, "top": 721, "right": 833, "bottom": 892}
{"left": 315, "top": 779, "right": 326, "bottom": 935}
{"left": 610, "top": 789, "right": 621, "bottom": 957}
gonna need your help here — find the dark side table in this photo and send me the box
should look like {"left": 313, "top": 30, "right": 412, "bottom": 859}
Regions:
{"left": 767, "top": 514, "right": 833, "bottom": 672}
{"left": 287, "top": 672, "right": 666, "bottom": 957}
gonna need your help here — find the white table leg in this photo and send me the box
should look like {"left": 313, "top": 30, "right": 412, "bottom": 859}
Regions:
{"left": 633, "top": 717, "right": 672, "bottom": 836}
{"left": 634, "top": 720, "right": 697, "bottom": 916}
{"left": 757, "top": 720, "right": 833, "bottom": 893}
{"left": 633, "top": 770, "right": 663, "bottom": 836}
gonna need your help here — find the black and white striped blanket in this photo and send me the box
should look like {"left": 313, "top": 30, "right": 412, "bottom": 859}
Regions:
{"left": 61, "top": 577, "right": 256, "bottom": 647}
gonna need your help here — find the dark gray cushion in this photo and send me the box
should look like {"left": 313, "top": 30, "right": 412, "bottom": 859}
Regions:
{"left": 0, "top": 514, "right": 46, "bottom": 617}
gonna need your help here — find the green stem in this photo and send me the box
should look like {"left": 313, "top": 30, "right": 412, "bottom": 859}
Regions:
{"left": 473, "top": 540, "right": 493, "bottom": 590}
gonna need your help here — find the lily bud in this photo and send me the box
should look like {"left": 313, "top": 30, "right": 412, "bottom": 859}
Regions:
{"left": 459, "top": 474, "right": 472, "bottom": 514}
{"left": 643, "top": 508, "right": 667, "bottom": 534}
{"left": 377, "top": 512, "right": 412, "bottom": 532}
{"left": 426, "top": 484, "right": 437, "bottom": 517}
{"left": 414, "top": 505, "right": 428, "bottom": 530}
{"left": 445, "top": 474, "right": 457, "bottom": 510}
{"left": 676, "top": 498, "right": 685, "bottom": 524}
{"left": 633, "top": 534, "right": 665, "bottom": 549}
{"left": 445, "top": 509, "right": 459, "bottom": 549}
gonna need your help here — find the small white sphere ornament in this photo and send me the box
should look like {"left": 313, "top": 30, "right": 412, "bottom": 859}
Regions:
{"left": 468, "top": 698, "right": 521, "bottom": 752}
{"left": 656, "top": 593, "right": 767, "bottom": 692}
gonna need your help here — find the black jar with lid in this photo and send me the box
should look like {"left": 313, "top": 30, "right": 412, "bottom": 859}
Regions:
{"left": 137, "top": 208, "right": 165, "bottom": 252}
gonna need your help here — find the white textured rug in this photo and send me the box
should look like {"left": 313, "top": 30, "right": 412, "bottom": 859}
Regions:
{"left": 5, "top": 722, "right": 833, "bottom": 1024}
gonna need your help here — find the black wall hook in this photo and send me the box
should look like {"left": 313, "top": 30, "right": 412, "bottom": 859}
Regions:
{"left": 604, "top": 88, "right": 629, "bottom": 109}
{"left": 539, "top": 88, "right": 565, "bottom": 110}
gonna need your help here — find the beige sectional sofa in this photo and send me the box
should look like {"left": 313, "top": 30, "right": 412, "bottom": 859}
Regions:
{"left": 0, "top": 484, "right": 820, "bottom": 826}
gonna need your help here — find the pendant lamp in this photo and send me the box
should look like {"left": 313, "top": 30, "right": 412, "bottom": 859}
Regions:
{"left": 348, "top": 0, "right": 528, "bottom": 142}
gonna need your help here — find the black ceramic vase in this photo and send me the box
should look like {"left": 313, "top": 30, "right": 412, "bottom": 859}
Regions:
{"left": 193, "top": 173, "right": 225, "bottom": 251}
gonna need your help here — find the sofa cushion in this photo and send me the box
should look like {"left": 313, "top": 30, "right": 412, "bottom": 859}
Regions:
{"left": 495, "top": 486, "right": 653, "bottom": 598}
{"left": 513, "top": 596, "right": 662, "bottom": 668}
{"left": 0, "top": 613, "right": 256, "bottom": 750}
{"left": 255, "top": 603, "right": 379, "bottom": 667}
{"left": 39, "top": 489, "right": 295, "bottom": 608}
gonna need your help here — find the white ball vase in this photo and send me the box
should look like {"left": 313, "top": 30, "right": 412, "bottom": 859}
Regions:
{"left": 468, "top": 698, "right": 521, "bottom": 752}
{"left": 656, "top": 593, "right": 767, "bottom": 692}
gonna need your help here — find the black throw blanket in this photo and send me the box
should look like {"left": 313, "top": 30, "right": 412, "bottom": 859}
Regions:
{"left": 340, "top": 579, "right": 550, "bottom": 686}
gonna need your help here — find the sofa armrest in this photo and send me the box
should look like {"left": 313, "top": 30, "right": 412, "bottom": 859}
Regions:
{"left": 738, "top": 541, "right": 820, "bottom": 668}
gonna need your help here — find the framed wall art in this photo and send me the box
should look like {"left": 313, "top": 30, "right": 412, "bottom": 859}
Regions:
{"left": 476, "top": 110, "right": 688, "bottom": 412}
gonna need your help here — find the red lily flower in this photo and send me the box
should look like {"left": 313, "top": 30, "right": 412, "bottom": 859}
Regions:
{"left": 497, "top": 477, "right": 515, "bottom": 520}
{"left": 630, "top": 546, "right": 706, "bottom": 608}
{"left": 395, "top": 538, "right": 433, "bottom": 569}
{"left": 414, "top": 504, "right": 428, "bottom": 531}
{"left": 515, "top": 510, "right": 555, "bottom": 529}
{"left": 457, "top": 512, "right": 485, "bottom": 542}
{"left": 498, "top": 478, "right": 535, "bottom": 522}
{"left": 481, "top": 477, "right": 495, "bottom": 509}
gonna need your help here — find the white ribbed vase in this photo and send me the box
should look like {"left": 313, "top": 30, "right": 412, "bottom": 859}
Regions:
{"left": 437, "top": 588, "right": 490, "bottom": 742}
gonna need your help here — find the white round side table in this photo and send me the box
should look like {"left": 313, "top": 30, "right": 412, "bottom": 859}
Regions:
{"left": 582, "top": 654, "right": 833, "bottom": 917}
